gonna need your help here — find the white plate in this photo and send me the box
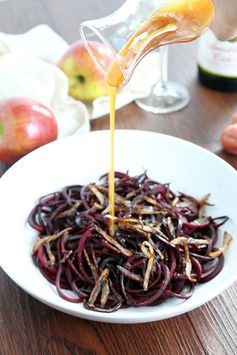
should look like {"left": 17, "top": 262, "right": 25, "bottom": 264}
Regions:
{"left": 0, "top": 130, "right": 237, "bottom": 324}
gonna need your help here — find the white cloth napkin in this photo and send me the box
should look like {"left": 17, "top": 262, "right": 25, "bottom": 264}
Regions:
{"left": 0, "top": 25, "right": 161, "bottom": 136}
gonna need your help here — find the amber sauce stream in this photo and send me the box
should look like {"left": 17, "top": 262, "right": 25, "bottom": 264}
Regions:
{"left": 108, "top": 85, "right": 117, "bottom": 236}
{"left": 106, "top": 0, "right": 215, "bottom": 235}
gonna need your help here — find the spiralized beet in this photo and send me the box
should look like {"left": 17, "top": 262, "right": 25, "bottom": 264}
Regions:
{"left": 29, "top": 171, "right": 232, "bottom": 312}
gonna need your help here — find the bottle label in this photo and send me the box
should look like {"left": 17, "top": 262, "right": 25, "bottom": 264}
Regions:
{"left": 198, "top": 30, "right": 237, "bottom": 78}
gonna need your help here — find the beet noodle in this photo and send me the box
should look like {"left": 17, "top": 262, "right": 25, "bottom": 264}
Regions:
{"left": 29, "top": 171, "right": 232, "bottom": 312}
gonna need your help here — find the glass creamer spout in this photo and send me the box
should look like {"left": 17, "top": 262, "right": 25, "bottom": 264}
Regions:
{"left": 80, "top": 0, "right": 215, "bottom": 87}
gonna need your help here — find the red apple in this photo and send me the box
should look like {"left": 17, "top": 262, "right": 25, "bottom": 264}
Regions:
{"left": 221, "top": 123, "right": 237, "bottom": 155}
{"left": 0, "top": 98, "right": 58, "bottom": 165}
{"left": 58, "top": 40, "right": 113, "bottom": 101}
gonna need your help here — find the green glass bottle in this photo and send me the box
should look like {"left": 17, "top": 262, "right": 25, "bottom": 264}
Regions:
{"left": 198, "top": 30, "right": 237, "bottom": 92}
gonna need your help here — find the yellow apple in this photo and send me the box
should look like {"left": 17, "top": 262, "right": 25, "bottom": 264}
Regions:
{"left": 58, "top": 40, "right": 113, "bottom": 102}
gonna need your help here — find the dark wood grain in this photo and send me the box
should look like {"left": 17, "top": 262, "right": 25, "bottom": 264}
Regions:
{"left": 1, "top": 1, "right": 237, "bottom": 355}
{"left": 188, "top": 286, "right": 237, "bottom": 355}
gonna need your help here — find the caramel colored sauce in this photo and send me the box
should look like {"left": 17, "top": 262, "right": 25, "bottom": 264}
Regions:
{"left": 106, "top": 0, "right": 214, "bottom": 87}
{"left": 108, "top": 85, "right": 117, "bottom": 236}
{"left": 107, "top": 0, "right": 214, "bottom": 235}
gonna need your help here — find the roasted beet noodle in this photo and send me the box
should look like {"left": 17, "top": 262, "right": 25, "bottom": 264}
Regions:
{"left": 29, "top": 171, "right": 232, "bottom": 312}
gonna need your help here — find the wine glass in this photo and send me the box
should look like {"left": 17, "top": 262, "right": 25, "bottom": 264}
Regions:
{"left": 135, "top": 46, "right": 190, "bottom": 113}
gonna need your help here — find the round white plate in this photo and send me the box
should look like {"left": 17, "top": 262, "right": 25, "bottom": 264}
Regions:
{"left": 0, "top": 130, "right": 237, "bottom": 323}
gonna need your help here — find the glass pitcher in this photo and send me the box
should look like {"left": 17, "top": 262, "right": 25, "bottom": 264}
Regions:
{"left": 79, "top": 0, "right": 214, "bottom": 88}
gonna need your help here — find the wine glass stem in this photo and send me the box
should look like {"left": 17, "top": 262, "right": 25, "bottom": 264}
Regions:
{"left": 154, "top": 46, "right": 169, "bottom": 94}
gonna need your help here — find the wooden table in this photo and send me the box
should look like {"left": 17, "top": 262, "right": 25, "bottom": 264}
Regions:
{"left": 1, "top": 1, "right": 237, "bottom": 354}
